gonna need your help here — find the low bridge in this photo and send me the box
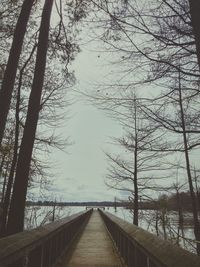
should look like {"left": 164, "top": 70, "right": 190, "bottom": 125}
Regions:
{"left": 0, "top": 209, "right": 200, "bottom": 267}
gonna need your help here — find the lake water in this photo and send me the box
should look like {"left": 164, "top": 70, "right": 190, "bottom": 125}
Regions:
{"left": 25, "top": 205, "right": 196, "bottom": 254}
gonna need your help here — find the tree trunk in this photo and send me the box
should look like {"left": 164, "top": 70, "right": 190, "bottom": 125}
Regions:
{"left": 133, "top": 99, "right": 138, "bottom": 226}
{"left": 1, "top": 160, "right": 10, "bottom": 204}
{"left": 194, "top": 169, "right": 200, "bottom": 212}
{"left": 0, "top": 43, "right": 37, "bottom": 237}
{"left": 155, "top": 209, "right": 159, "bottom": 236}
{"left": 176, "top": 189, "right": 184, "bottom": 246}
{"left": 161, "top": 209, "right": 167, "bottom": 240}
{"left": 0, "top": 64, "right": 22, "bottom": 237}
{"left": 6, "top": 0, "right": 54, "bottom": 236}
{"left": 0, "top": 154, "right": 6, "bottom": 203}
{"left": 189, "top": 0, "right": 200, "bottom": 71}
{"left": 133, "top": 135, "right": 138, "bottom": 225}
{"left": 178, "top": 72, "right": 200, "bottom": 255}
{"left": 0, "top": 0, "right": 34, "bottom": 146}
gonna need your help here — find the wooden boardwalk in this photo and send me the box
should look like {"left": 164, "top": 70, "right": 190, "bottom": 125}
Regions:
{"left": 57, "top": 210, "right": 123, "bottom": 267}
{"left": 1, "top": 210, "right": 200, "bottom": 267}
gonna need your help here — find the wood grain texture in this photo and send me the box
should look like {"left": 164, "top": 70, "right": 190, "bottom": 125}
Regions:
{"left": 57, "top": 211, "right": 123, "bottom": 267}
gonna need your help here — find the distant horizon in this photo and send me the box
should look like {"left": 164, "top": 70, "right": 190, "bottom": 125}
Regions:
{"left": 26, "top": 200, "right": 123, "bottom": 204}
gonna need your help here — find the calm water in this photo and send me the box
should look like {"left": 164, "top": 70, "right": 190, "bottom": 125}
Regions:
{"left": 25, "top": 205, "right": 196, "bottom": 253}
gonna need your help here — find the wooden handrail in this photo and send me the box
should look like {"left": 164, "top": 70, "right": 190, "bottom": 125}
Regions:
{"left": 0, "top": 209, "right": 92, "bottom": 267}
{"left": 99, "top": 209, "right": 200, "bottom": 267}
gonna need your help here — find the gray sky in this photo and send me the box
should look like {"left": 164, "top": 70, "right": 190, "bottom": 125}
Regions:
{"left": 42, "top": 42, "right": 125, "bottom": 202}
{"left": 24, "top": 3, "right": 126, "bottom": 202}
{"left": 29, "top": 1, "right": 200, "bottom": 203}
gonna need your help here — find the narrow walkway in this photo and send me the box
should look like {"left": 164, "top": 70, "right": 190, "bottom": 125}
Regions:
{"left": 58, "top": 210, "right": 123, "bottom": 267}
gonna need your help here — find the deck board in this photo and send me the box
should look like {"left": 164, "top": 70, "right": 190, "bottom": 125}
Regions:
{"left": 57, "top": 210, "right": 123, "bottom": 267}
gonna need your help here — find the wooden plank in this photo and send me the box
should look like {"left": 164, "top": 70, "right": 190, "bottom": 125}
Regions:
{"left": 57, "top": 211, "right": 123, "bottom": 267}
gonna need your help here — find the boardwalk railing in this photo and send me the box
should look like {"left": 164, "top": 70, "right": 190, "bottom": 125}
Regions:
{"left": 99, "top": 210, "right": 200, "bottom": 267}
{"left": 0, "top": 209, "right": 92, "bottom": 267}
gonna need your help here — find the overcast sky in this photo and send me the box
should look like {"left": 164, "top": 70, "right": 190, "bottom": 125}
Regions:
{"left": 27, "top": 2, "right": 200, "bottom": 204}
{"left": 37, "top": 39, "right": 126, "bottom": 202}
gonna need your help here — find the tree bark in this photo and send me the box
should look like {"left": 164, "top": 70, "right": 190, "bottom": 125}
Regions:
{"left": 0, "top": 154, "right": 6, "bottom": 203}
{"left": 133, "top": 134, "right": 138, "bottom": 225}
{"left": 194, "top": 169, "right": 200, "bottom": 212}
{"left": 133, "top": 99, "right": 138, "bottom": 226}
{"left": 176, "top": 189, "right": 184, "bottom": 246}
{"left": 0, "top": 43, "right": 37, "bottom": 237}
{"left": 0, "top": 62, "right": 22, "bottom": 237}
{"left": 1, "top": 160, "right": 10, "bottom": 204}
{"left": 0, "top": 133, "right": 14, "bottom": 204}
{"left": 189, "top": 0, "right": 200, "bottom": 71}
{"left": 6, "top": 0, "right": 54, "bottom": 235}
{"left": 0, "top": 0, "right": 34, "bottom": 146}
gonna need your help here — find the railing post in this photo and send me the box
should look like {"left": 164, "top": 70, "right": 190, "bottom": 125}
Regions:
{"left": 50, "top": 236, "right": 57, "bottom": 264}
{"left": 135, "top": 247, "right": 148, "bottom": 267}
{"left": 149, "top": 258, "right": 157, "bottom": 267}
{"left": 127, "top": 240, "right": 135, "bottom": 267}
{"left": 42, "top": 241, "right": 51, "bottom": 267}
{"left": 7, "top": 258, "right": 25, "bottom": 267}
{"left": 28, "top": 246, "right": 42, "bottom": 267}
{"left": 124, "top": 236, "right": 128, "bottom": 264}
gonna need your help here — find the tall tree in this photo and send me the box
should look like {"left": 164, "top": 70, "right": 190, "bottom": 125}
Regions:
{"left": 0, "top": 45, "right": 36, "bottom": 237}
{"left": 0, "top": 0, "right": 34, "bottom": 146}
{"left": 6, "top": 0, "right": 54, "bottom": 235}
{"left": 88, "top": 0, "right": 200, "bottom": 253}
{"left": 139, "top": 71, "right": 200, "bottom": 254}
{"left": 177, "top": 72, "right": 200, "bottom": 254}
{"left": 103, "top": 93, "right": 168, "bottom": 225}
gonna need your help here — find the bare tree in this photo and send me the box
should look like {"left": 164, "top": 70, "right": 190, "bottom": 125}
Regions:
{"left": 0, "top": 0, "right": 35, "bottom": 146}
{"left": 104, "top": 93, "right": 170, "bottom": 225}
{"left": 6, "top": 0, "right": 54, "bottom": 235}
{"left": 86, "top": 0, "right": 200, "bottom": 254}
